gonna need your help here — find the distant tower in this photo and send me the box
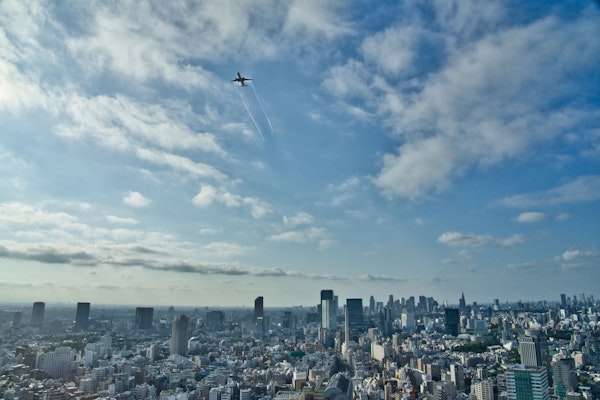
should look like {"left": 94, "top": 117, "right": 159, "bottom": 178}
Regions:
{"left": 379, "top": 307, "right": 393, "bottom": 337}
{"left": 31, "top": 302, "right": 45, "bottom": 327}
{"left": 135, "top": 307, "right": 154, "bottom": 330}
{"left": 75, "top": 302, "right": 90, "bottom": 330}
{"left": 254, "top": 296, "right": 264, "bottom": 323}
{"left": 459, "top": 292, "right": 466, "bottom": 313}
{"left": 444, "top": 308, "right": 460, "bottom": 336}
{"left": 369, "top": 296, "right": 375, "bottom": 314}
{"left": 170, "top": 314, "right": 189, "bottom": 356}
{"left": 560, "top": 294, "right": 567, "bottom": 308}
{"left": 322, "top": 299, "right": 337, "bottom": 330}
{"left": 505, "top": 365, "right": 550, "bottom": 400}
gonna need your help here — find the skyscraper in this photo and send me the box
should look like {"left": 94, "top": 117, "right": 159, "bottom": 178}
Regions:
{"left": 519, "top": 329, "right": 550, "bottom": 370}
{"left": 346, "top": 298, "right": 364, "bottom": 341}
{"left": 254, "top": 296, "right": 264, "bottom": 323}
{"left": 322, "top": 299, "right": 337, "bottom": 330}
{"left": 560, "top": 294, "right": 567, "bottom": 308}
{"left": 75, "top": 302, "right": 90, "bottom": 330}
{"left": 31, "top": 302, "right": 45, "bottom": 327}
{"left": 505, "top": 365, "right": 550, "bottom": 400}
{"left": 445, "top": 308, "right": 459, "bottom": 336}
{"left": 170, "top": 314, "right": 189, "bottom": 356}
{"left": 135, "top": 307, "right": 154, "bottom": 330}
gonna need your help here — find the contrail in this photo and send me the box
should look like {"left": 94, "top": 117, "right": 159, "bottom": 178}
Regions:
{"left": 236, "top": 85, "right": 264, "bottom": 142}
{"left": 251, "top": 83, "right": 276, "bottom": 136}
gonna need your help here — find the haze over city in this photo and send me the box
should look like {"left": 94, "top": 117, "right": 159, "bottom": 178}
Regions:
{"left": 1, "top": 0, "right": 599, "bottom": 306}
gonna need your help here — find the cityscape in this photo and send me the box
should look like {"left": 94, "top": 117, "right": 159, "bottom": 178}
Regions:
{"left": 1, "top": 2, "right": 599, "bottom": 400}
{"left": 0, "top": 290, "right": 598, "bottom": 400}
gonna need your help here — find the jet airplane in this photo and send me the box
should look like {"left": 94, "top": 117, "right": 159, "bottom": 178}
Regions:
{"left": 232, "top": 72, "right": 252, "bottom": 86}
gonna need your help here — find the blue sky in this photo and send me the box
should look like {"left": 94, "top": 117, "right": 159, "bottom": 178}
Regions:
{"left": 1, "top": 0, "right": 599, "bottom": 307}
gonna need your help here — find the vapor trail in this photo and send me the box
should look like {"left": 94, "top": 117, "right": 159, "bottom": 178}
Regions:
{"left": 236, "top": 85, "right": 264, "bottom": 142}
{"left": 251, "top": 83, "right": 276, "bottom": 136}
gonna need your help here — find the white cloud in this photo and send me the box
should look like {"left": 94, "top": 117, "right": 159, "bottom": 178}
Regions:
{"left": 515, "top": 212, "right": 545, "bottom": 223}
{"left": 123, "top": 191, "right": 151, "bottom": 207}
{"left": 284, "top": 0, "right": 353, "bottom": 41}
{"left": 499, "top": 176, "right": 600, "bottom": 207}
{"left": 437, "top": 231, "right": 492, "bottom": 247}
{"left": 325, "top": 2, "right": 600, "bottom": 200}
{"left": 269, "top": 227, "right": 329, "bottom": 244}
{"left": 562, "top": 249, "right": 600, "bottom": 262}
{"left": 105, "top": 215, "right": 138, "bottom": 225}
{"left": 438, "top": 231, "right": 523, "bottom": 247}
{"left": 192, "top": 186, "right": 273, "bottom": 219}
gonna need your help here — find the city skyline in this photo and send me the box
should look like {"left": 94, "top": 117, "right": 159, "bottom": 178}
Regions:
{"left": 1, "top": 1, "right": 599, "bottom": 307}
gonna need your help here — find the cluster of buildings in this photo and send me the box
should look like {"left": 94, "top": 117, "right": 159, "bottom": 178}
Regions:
{"left": 0, "top": 291, "right": 598, "bottom": 400}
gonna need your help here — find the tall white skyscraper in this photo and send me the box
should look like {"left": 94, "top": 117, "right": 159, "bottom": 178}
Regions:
{"left": 322, "top": 299, "right": 336, "bottom": 329}
{"left": 170, "top": 314, "right": 189, "bottom": 356}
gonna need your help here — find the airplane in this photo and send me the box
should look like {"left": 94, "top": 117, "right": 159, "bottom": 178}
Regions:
{"left": 231, "top": 72, "right": 252, "bottom": 86}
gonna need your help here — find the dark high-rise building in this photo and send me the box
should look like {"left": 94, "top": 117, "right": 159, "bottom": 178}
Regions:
{"left": 31, "top": 302, "right": 45, "bottom": 327}
{"left": 459, "top": 292, "right": 466, "bottom": 312}
{"left": 254, "top": 296, "right": 264, "bottom": 323}
{"left": 321, "top": 290, "right": 334, "bottom": 301}
{"left": 170, "top": 314, "right": 189, "bottom": 356}
{"left": 560, "top": 294, "right": 567, "bottom": 308}
{"left": 75, "top": 302, "right": 90, "bottom": 330}
{"left": 445, "top": 308, "right": 460, "bottom": 336}
{"left": 380, "top": 307, "right": 393, "bottom": 337}
{"left": 346, "top": 298, "right": 364, "bottom": 340}
{"left": 369, "top": 296, "right": 375, "bottom": 314}
{"left": 135, "top": 307, "right": 154, "bottom": 330}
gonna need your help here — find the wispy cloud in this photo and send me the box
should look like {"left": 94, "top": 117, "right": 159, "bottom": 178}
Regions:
{"left": 192, "top": 185, "right": 273, "bottom": 219}
{"left": 323, "top": 2, "right": 600, "bottom": 200}
{"left": 438, "top": 231, "right": 524, "bottom": 247}
{"left": 499, "top": 176, "right": 600, "bottom": 207}
{"left": 437, "top": 231, "right": 492, "bottom": 247}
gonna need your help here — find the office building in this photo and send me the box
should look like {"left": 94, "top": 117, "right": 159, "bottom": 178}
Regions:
{"left": 170, "top": 314, "right": 189, "bottom": 356}
{"left": 254, "top": 296, "right": 264, "bottom": 323}
{"left": 445, "top": 308, "right": 459, "bottom": 336}
{"left": 552, "top": 357, "right": 577, "bottom": 398}
{"left": 450, "top": 363, "right": 465, "bottom": 392}
{"left": 379, "top": 307, "right": 393, "bottom": 337}
{"left": 135, "top": 307, "right": 154, "bottom": 330}
{"left": 75, "top": 302, "right": 90, "bottom": 330}
{"left": 31, "top": 302, "right": 45, "bottom": 326}
{"left": 505, "top": 365, "right": 550, "bottom": 400}
{"left": 346, "top": 298, "right": 364, "bottom": 341}
{"left": 472, "top": 379, "right": 494, "bottom": 400}
{"left": 322, "top": 299, "right": 337, "bottom": 330}
{"left": 519, "top": 329, "right": 550, "bottom": 369}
